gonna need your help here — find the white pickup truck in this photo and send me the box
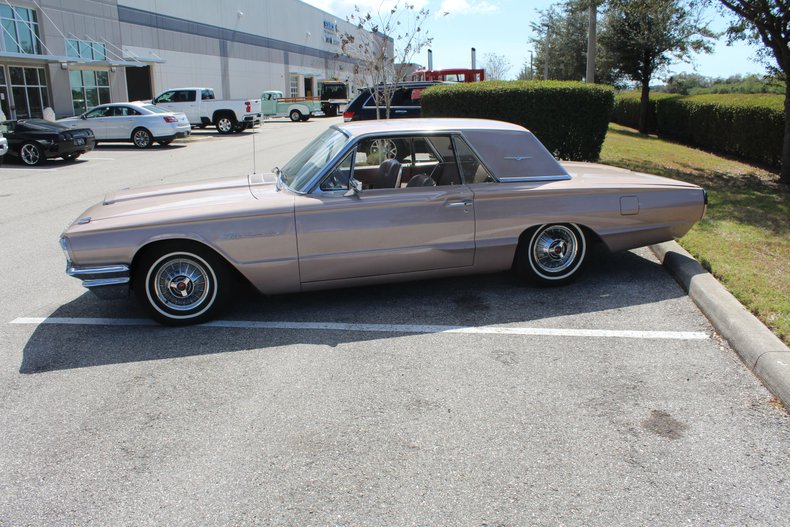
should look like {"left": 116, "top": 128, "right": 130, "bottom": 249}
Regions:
{"left": 151, "top": 87, "right": 262, "bottom": 134}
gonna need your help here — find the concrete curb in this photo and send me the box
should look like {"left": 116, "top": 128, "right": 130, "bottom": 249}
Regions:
{"left": 651, "top": 241, "right": 790, "bottom": 409}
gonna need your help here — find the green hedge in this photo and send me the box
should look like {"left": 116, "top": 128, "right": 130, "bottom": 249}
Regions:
{"left": 612, "top": 92, "right": 681, "bottom": 133}
{"left": 421, "top": 81, "right": 614, "bottom": 161}
{"left": 656, "top": 94, "right": 784, "bottom": 167}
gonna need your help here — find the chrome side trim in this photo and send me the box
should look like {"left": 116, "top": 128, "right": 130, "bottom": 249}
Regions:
{"left": 67, "top": 264, "right": 131, "bottom": 299}
{"left": 498, "top": 175, "right": 572, "bottom": 183}
{"left": 67, "top": 264, "right": 130, "bottom": 281}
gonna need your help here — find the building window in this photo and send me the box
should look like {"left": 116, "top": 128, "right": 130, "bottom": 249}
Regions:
{"left": 69, "top": 70, "right": 110, "bottom": 115}
{"left": 289, "top": 75, "right": 299, "bottom": 98}
{"left": 0, "top": 5, "right": 40, "bottom": 55}
{"left": 9, "top": 66, "right": 48, "bottom": 119}
{"left": 66, "top": 39, "right": 106, "bottom": 61}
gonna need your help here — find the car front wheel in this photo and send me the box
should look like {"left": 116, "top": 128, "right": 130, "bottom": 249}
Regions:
{"left": 20, "top": 142, "right": 44, "bottom": 166}
{"left": 132, "top": 128, "right": 153, "bottom": 148}
{"left": 515, "top": 223, "right": 587, "bottom": 285}
{"left": 135, "top": 244, "right": 231, "bottom": 325}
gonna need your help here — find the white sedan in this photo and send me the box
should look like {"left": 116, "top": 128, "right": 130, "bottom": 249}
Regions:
{"left": 59, "top": 102, "right": 191, "bottom": 148}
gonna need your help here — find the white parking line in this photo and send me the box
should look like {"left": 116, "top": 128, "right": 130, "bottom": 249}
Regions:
{"left": 9, "top": 317, "right": 709, "bottom": 340}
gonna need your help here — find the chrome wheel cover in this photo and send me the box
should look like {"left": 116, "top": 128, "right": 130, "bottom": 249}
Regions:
{"left": 147, "top": 254, "right": 217, "bottom": 318}
{"left": 217, "top": 118, "right": 233, "bottom": 133}
{"left": 21, "top": 144, "right": 40, "bottom": 165}
{"left": 531, "top": 225, "right": 580, "bottom": 274}
{"left": 133, "top": 129, "right": 151, "bottom": 147}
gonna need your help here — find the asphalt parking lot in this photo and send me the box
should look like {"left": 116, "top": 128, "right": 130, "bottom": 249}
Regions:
{"left": 1, "top": 117, "right": 788, "bottom": 526}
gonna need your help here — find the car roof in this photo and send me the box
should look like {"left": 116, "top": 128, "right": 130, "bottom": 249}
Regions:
{"left": 333, "top": 118, "right": 529, "bottom": 138}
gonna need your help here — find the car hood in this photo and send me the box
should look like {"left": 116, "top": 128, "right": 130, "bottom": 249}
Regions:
{"left": 66, "top": 173, "right": 292, "bottom": 233}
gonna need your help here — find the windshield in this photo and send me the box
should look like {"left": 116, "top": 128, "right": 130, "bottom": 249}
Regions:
{"left": 280, "top": 128, "right": 349, "bottom": 192}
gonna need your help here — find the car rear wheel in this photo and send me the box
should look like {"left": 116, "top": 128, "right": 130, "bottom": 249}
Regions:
{"left": 515, "top": 223, "right": 587, "bottom": 285}
{"left": 215, "top": 115, "right": 235, "bottom": 134}
{"left": 134, "top": 243, "right": 231, "bottom": 326}
{"left": 289, "top": 110, "right": 303, "bottom": 122}
{"left": 20, "top": 142, "right": 44, "bottom": 166}
{"left": 132, "top": 128, "right": 153, "bottom": 148}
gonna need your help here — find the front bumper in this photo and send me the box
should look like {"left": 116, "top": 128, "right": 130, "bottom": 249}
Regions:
{"left": 66, "top": 263, "right": 130, "bottom": 299}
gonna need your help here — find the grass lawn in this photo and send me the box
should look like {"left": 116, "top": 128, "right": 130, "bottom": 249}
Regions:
{"left": 599, "top": 123, "right": 790, "bottom": 345}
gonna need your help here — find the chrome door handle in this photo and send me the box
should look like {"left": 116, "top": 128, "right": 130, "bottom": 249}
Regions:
{"left": 446, "top": 200, "right": 473, "bottom": 207}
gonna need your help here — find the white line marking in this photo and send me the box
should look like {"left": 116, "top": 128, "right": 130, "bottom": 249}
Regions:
{"left": 9, "top": 317, "right": 709, "bottom": 340}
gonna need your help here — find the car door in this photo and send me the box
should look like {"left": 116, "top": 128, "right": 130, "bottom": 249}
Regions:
{"left": 104, "top": 106, "right": 137, "bottom": 139}
{"left": 294, "top": 134, "right": 475, "bottom": 284}
{"left": 154, "top": 90, "right": 197, "bottom": 121}
{"left": 390, "top": 87, "right": 423, "bottom": 118}
{"left": 79, "top": 105, "right": 110, "bottom": 139}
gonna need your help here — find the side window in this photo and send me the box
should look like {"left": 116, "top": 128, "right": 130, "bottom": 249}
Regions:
{"left": 85, "top": 106, "right": 109, "bottom": 118}
{"left": 453, "top": 136, "right": 495, "bottom": 184}
{"left": 317, "top": 135, "right": 464, "bottom": 192}
{"left": 201, "top": 89, "right": 214, "bottom": 100}
{"left": 176, "top": 90, "right": 196, "bottom": 102}
{"left": 125, "top": 107, "right": 141, "bottom": 116}
{"left": 320, "top": 149, "right": 354, "bottom": 191}
{"left": 155, "top": 91, "right": 175, "bottom": 103}
{"left": 424, "top": 136, "right": 461, "bottom": 186}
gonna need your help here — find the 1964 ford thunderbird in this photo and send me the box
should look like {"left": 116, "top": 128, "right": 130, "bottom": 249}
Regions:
{"left": 60, "top": 118, "right": 706, "bottom": 325}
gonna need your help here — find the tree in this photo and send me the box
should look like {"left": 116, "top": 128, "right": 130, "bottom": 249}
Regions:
{"left": 481, "top": 52, "right": 512, "bottom": 80}
{"left": 529, "top": 1, "right": 615, "bottom": 83}
{"left": 338, "top": 1, "right": 433, "bottom": 119}
{"left": 598, "top": 0, "right": 714, "bottom": 134}
{"left": 719, "top": 0, "right": 790, "bottom": 183}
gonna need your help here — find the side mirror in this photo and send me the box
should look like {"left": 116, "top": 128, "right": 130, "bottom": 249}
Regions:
{"left": 344, "top": 177, "right": 362, "bottom": 197}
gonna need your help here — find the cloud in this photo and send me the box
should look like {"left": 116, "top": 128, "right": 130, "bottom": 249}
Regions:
{"left": 300, "top": 0, "right": 431, "bottom": 17}
{"left": 436, "top": 0, "right": 498, "bottom": 16}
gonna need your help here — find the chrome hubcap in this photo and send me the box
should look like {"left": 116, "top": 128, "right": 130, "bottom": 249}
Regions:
{"left": 218, "top": 118, "right": 232, "bottom": 132}
{"left": 533, "top": 225, "right": 578, "bottom": 273}
{"left": 154, "top": 258, "right": 210, "bottom": 311}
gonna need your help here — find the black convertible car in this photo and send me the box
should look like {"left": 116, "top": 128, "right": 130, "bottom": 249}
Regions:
{"left": 1, "top": 119, "right": 94, "bottom": 166}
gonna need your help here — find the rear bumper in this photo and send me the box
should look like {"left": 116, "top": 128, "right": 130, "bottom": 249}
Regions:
{"left": 66, "top": 263, "right": 130, "bottom": 299}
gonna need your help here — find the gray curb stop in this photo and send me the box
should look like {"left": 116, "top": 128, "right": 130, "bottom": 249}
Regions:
{"left": 651, "top": 241, "right": 790, "bottom": 410}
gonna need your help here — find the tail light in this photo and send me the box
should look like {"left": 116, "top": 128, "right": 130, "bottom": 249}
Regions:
{"left": 163, "top": 115, "right": 177, "bottom": 123}
{"left": 245, "top": 101, "right": 251, "bottom": 112}
{"left": 343, "top": 111, "right": 354, "bottom": 122}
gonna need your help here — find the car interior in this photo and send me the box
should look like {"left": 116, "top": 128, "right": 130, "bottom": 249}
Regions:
{"left": 320, "top": 135, "right": 495, "bottom": 192}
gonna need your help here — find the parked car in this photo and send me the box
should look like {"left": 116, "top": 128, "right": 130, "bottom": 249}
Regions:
{"left": 58, "top": 102, "right": 190, "bottom": 148}
{"left": 318, "top": 80, "right": 351, "bottom": 117}
{"left": 152, "top": 87, "right": 262, "bottom": 134}
{"left": 2, "top": 119, "right": 94, "bottom": 166}
{"left": 261, "top": 91, "right": 323, "bottom": 122}
{"left": 60, "top": 118, "right": 706, "bottom": 325}
{"left": 343, "top": 81, "right": 447, "bottom": 122}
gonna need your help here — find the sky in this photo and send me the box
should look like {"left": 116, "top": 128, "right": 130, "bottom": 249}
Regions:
{"left": 300, "top": 0, "right": 769, "bottom": 82}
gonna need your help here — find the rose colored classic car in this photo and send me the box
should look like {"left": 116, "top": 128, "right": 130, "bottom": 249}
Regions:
{"left": 60, "top": 118, "right": 706, "bottom": 325}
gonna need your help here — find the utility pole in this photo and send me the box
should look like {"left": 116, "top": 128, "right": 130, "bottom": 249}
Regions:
{"left": 585, "top": 3, "right": 597, "bottom": 83}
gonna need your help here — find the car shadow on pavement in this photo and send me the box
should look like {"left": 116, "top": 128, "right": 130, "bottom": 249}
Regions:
{"left": 19, "top": 247, "right": 690, "bottom": 374}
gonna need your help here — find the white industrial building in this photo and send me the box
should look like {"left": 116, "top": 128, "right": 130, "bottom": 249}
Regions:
{"left": 0, "top": 0, "right": 378, "bottom": 119}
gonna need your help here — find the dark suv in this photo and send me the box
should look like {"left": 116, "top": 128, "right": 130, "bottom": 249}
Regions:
{"left": 343, "top": 82, "right": 448, "bottom": 122}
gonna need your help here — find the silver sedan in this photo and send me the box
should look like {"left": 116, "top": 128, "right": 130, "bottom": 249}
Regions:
{"left": 59, "top": 102, "right": 190, "bottom": 148}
